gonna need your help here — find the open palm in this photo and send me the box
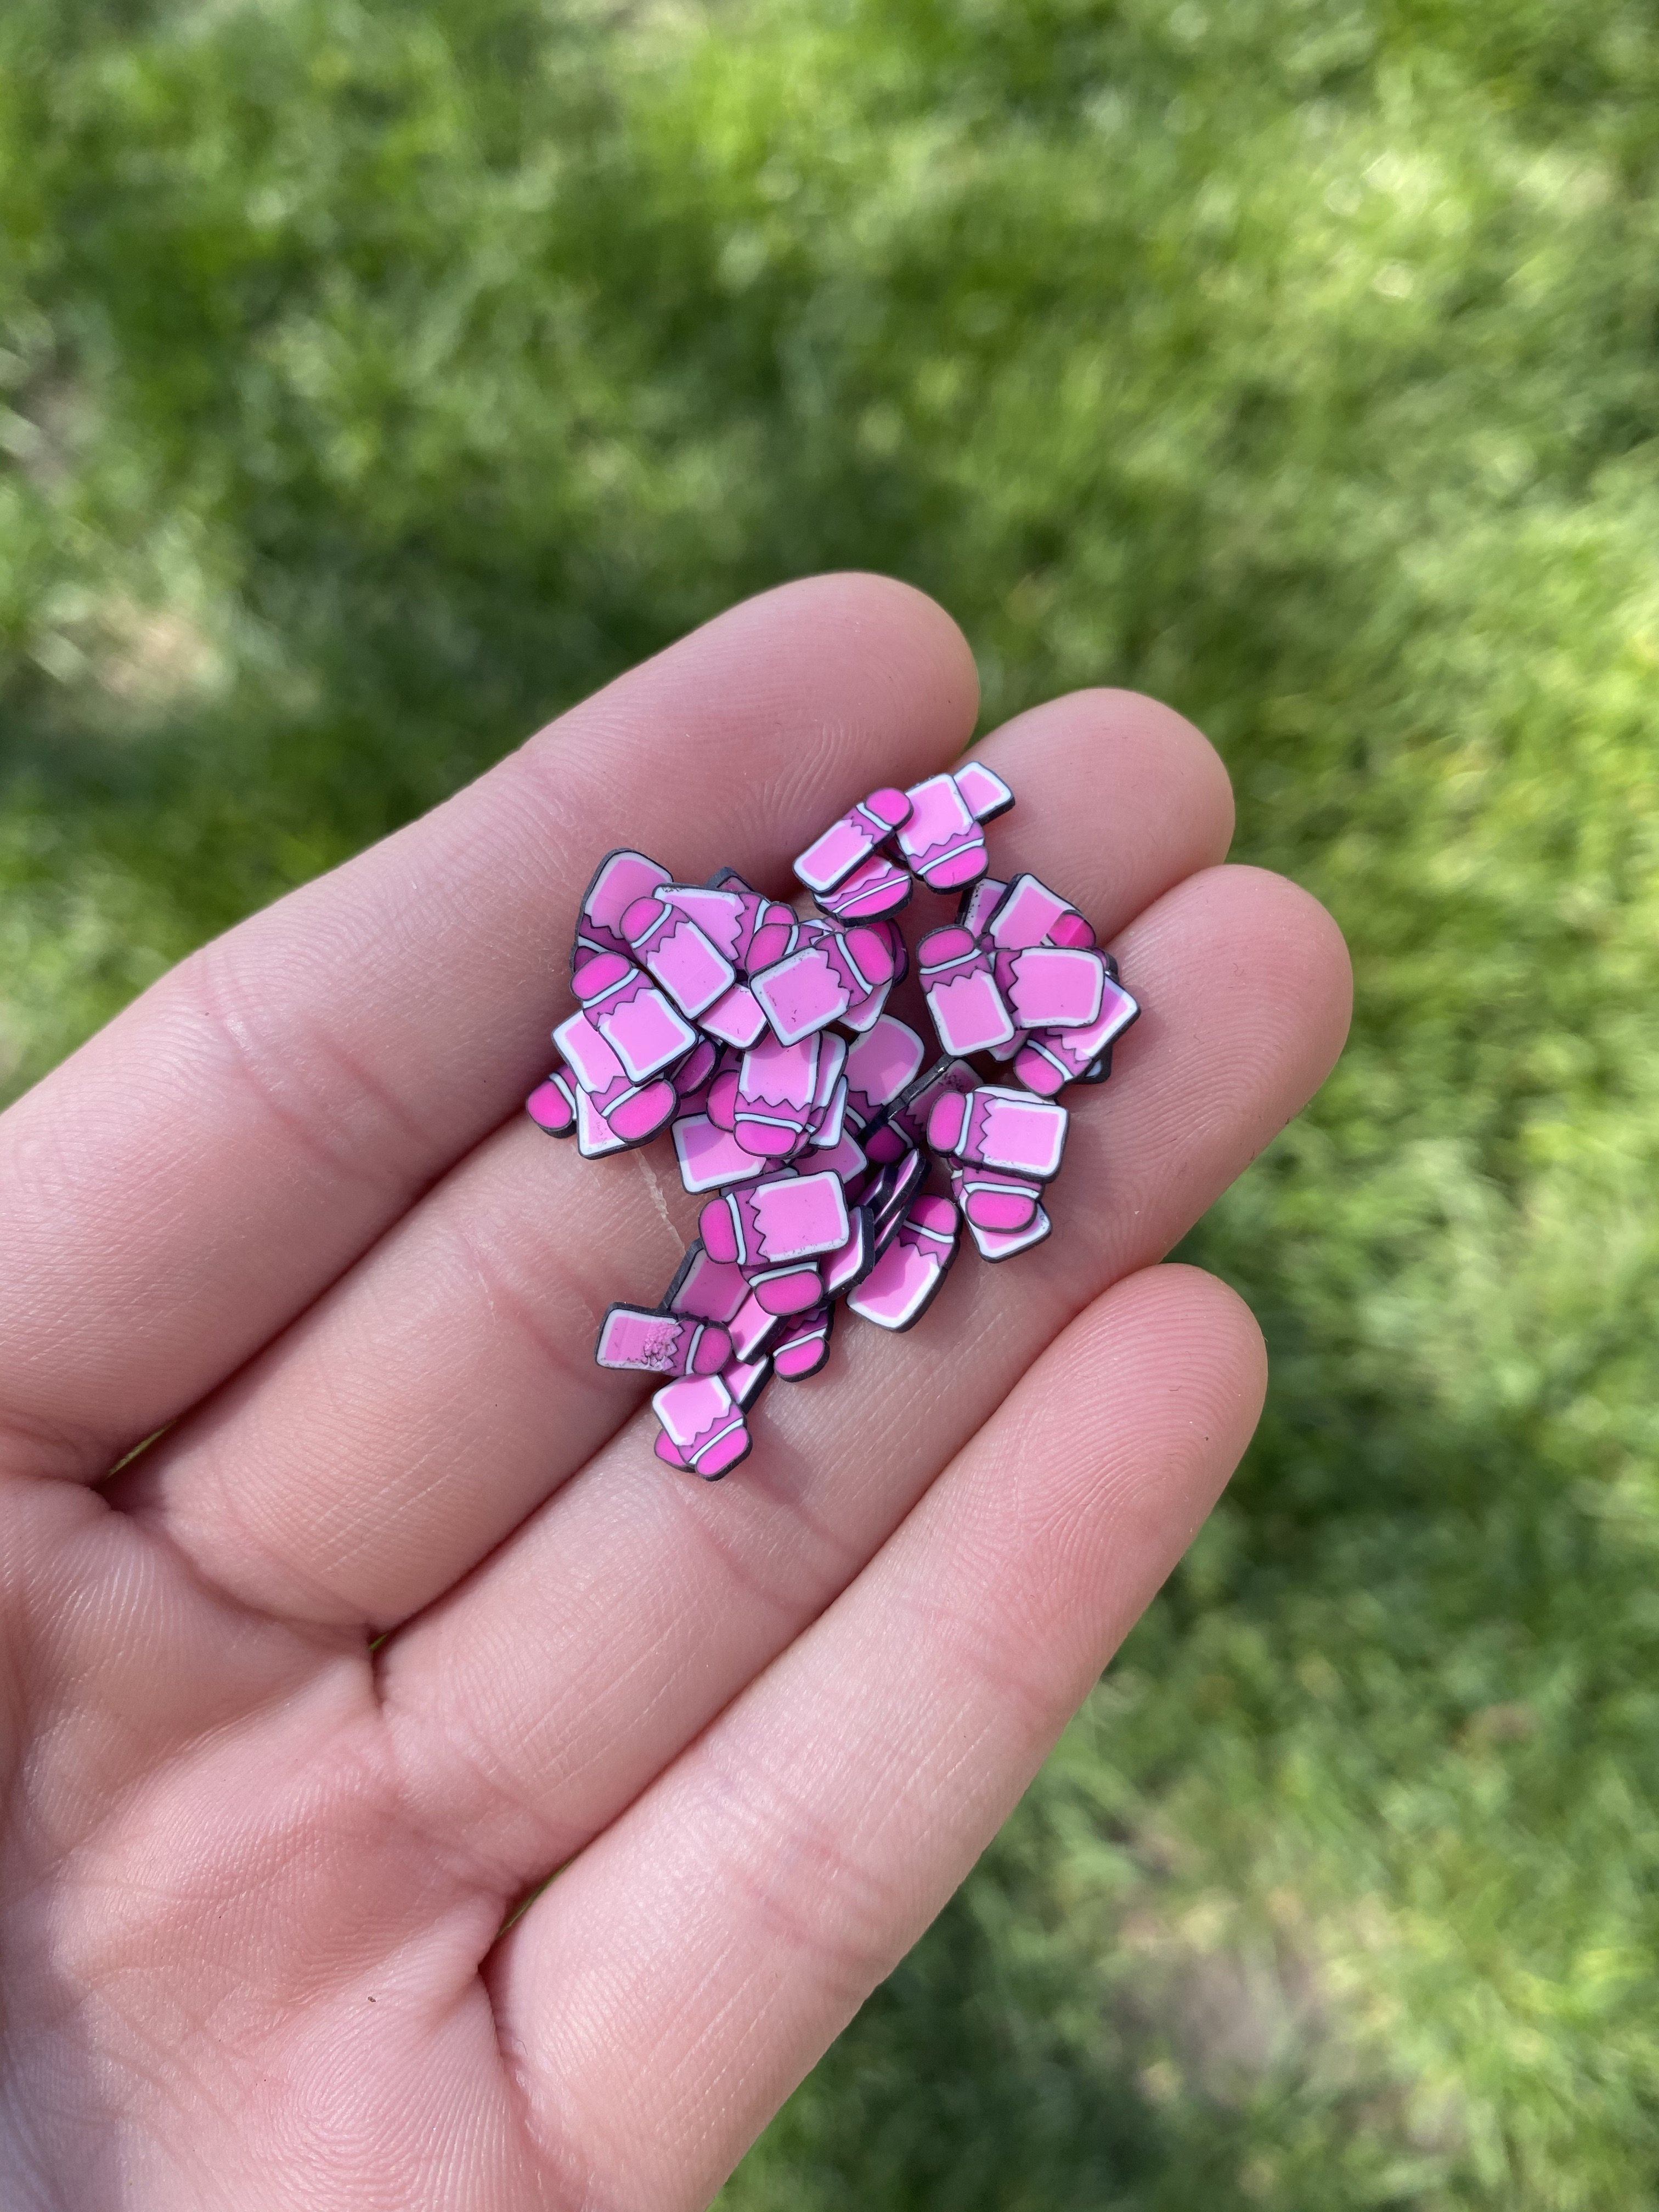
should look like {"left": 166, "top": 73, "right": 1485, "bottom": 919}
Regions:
{"left": 0, "top": 577, "right": 1349, "bottom": 2210}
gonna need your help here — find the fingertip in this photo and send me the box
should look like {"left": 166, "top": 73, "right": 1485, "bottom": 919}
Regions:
{"left": 1148, "top": 1260, "right": 1271, "bottom": 1441}
{"left": 1070, "top": 687, "right": 1236, "bottom": 863}
{"left": 973, "top": 686, "right": 1235, "bottom": 932}
{"left": 1121, "top": 862, "right": 1352, "bottom": 1115}
{"left": 798, "top": 571, "right": 982, "bottom": 744}
{"left": 1214, "top": 863, "right": 1354, "bottom": 1074}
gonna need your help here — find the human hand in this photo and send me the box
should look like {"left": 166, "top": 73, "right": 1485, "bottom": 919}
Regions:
{"left": 0, "top": 577, "right": 1350, "bottom": 2210}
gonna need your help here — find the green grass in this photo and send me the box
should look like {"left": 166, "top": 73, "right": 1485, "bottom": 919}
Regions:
{"left": 5, "top": 3, "right": 1659, "bottom": 2203}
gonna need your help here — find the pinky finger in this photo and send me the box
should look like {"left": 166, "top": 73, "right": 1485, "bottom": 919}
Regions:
{"left": 490, "top": 1263, "right": 1268, "bottom": 2211}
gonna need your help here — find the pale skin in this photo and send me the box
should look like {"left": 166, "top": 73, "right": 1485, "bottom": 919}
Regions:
{"left": 0, "top": 577, "right": 1351, "bottom": 2210}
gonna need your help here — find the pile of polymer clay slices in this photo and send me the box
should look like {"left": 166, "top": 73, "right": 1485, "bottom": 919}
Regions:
{"left": 526, "top": 764, "right": 1140, "bottom": 1478}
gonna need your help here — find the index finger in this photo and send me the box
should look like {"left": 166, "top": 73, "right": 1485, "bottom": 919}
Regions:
{"left": 0, "top": 574, "right": 978, "bottom": 1479}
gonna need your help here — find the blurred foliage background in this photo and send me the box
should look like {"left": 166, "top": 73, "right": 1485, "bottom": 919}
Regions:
{"left": 4, "top": 1, "right": 1658, "bottom": 2204}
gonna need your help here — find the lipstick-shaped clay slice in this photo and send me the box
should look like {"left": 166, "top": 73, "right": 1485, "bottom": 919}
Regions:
{"left": 952, "top": 759, "right": 1015, "bottom": 822}
{"left": 1012, "top": 978, "right": 1139, "bottom": 1097}
{"left": 663, "top": 1242, "right": 749, "bottom": 1325}
{"left": 918, "top": 926, "right": 1017, "bottom": 1056}
{"left": 571, "top": 952, "right": 698, "bottom": 1082}
{"left": 573, "top": 849, "right": 671, "bottom": 969}
{"left": 672, "top": 1113, "right": 768, "bottom": 1193}
{"left": 595, "top": 1306, "right": 731, "bottom": 1378}
{"left": 995, "top": 943, "right": 1107, "bottom": 1032}
{"left": 984, "top": 872, "right": 1096, "bottom": 952}
{"left": 927, "top": 1085, "right": 1069, "bottom": 1181}
{"left": 847, "top": 1194, "right": 961, "bottom": 1333}
{"left": 772, "top": 1304, "right": 833, "bottom": 1380}
{"left": 733, "top": 1032, "right": 821, "bottom": 1159}
{"left": 721, "top": 1351, "right": 773, "bottom": 1410}
{"left": 652, "top": 1374, "right": 751, "bottom": 1479}
{"left": 812, "top": 848, "right": 913, "bottom": 921}
{"left": 793, "top": 787, "right": 912, "bottom": 895}
{"left": 699, "top": 1169, "right": 850, "bottom": 1270}
{"left": 621, "top": 892, "right": 736, "bottom": 1019}
{"left": 895, "top": 773, "right": 988, "bottom": 892}
{"left": 526, "top": 1067, "right": 577, "bottom": 1135}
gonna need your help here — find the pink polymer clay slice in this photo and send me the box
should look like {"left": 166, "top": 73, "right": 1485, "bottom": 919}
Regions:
{"left": 847, "top": 1194, "right": 961, "bottom": 1333}
{"left": 814, "top": 850, "right": 913, "bottom": 922}
{"left": 664, "top": 1242, "right": 749, "bottom": 1325}
{"left": 962, "top": 1199, "right": 1052, "bottom": 1263}
{"left": 526, "top": 1068, "right": 577, "bottom": 1135}
{"left": 866, "top": 1146, "right": 928, "bottom": 1259}
{"left": 673, "top": 1038, "right": 720, "bottom": 1099}
{"left": 928, "top": 1085, "right": 1069, "bottom": 1181}
{"left": 843, "top": 1014, "right": 926, "bottom": 1132}
{"left": 721, "top": 1351, "right": 773, "bottom": 1410}
{"left": 997, "top": 944, "right": 1107, "bottom": 1032}
{"left": 734, "top": 1032, "right": 821, "bottom": 1159}
{"left": 805, "top": 1074, "right": 849, "bottom": 1154}
{"left": 800, "top": 1130, "right": 866, "bottom": 1187}
{"left": 595, "top": 1305, "right": 731, "bottom": 1378}
{"left": 950, "top": 1165, "right": 1042, "bottom": 1233}
{"left": 652, "top": 1374, "right": 751, "bottom": 1479}
{"left": 699, "top": 1168, "right": 850, "bottom": 1269}
{"left": 573, "top": 952, "right": 699, "bottom": 1082}
{"left": 807, "top": 1029, "right": 847, "bottom": 1115}
{"left": 706, "top": 1064, "right": 741, "bottom": 1130}
{"left": 772, "top": 1304, "right": 833, "bottom": 1380}
{"left": 953, "top": 759, "right": 1015, "bottom": 823}
{"left": 573, "top": 849, "right": 672, "bottom": 969}
{"left": 726, "top": 1291, "right": 783, "bottom": 1362}
{"left": 895, "top": 773, "right": 988, "bottom": 892}
{"left": 878, "top": 1054, "right": 979, "bottom": 1160}
{"left": 957, "top": 876, "right": 1008, "bottom": 938}
{"left": 796, "top": 1038, "right": 848, "bottom": 1153}
{"left": 660, "top": 883, "right": 749, "bottom": 962}
{"left": 819, "top": 1205, "right": 875, "bottom": 1298}
{"left": 701, "top": 980, "right": 769, "bottom": 1049}
{"left": 1012, "top": 977, "right": 1139, "bottom": 1096}
{"left": 918, "top": 926, "right": 1017, "bottom": 1057}
{"left": 703, "top": 870, "right": 783, "bottom": 967}
{"left": 870, "top": 915, "right": 910, "bottom": 986}
{"left": 573, "top": 1086, "right": 626, "bottom": 1158}
{"left": 672, "top": 1113, "right": 767, "bottom": 1193}
{"left": 622, "top": 893, "right": 736, "bottom": 1019}
{"left": 793, "top": 787, "right": 912, "bottom": 895}
{"left": 985, "top": 872, "right": 1094, "bottom": 952}
{"left": 738, "top": 904, "right": 804, "bottom": 981}
{"left": 750, "top": 941, "right": 853, "bottom": 1044}
{"left": 555, "top": 1010, "right": 680, "bottom": 1147}
{"left": 1048, "top": 911, "right": 1097, "bottom": 950}
{"left": 589, "top": 1074, "right": 679, "bottom": 1148}
{"left": 744, "top": 1259, "right": 824, "bottom": 1317}
{"left": 835, "top": 924, "right": 900, "bottom": 1020}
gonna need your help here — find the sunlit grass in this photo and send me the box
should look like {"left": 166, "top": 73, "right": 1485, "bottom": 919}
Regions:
{"left": 3, "top": 2, "right": 1657, "bottom": 2202}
